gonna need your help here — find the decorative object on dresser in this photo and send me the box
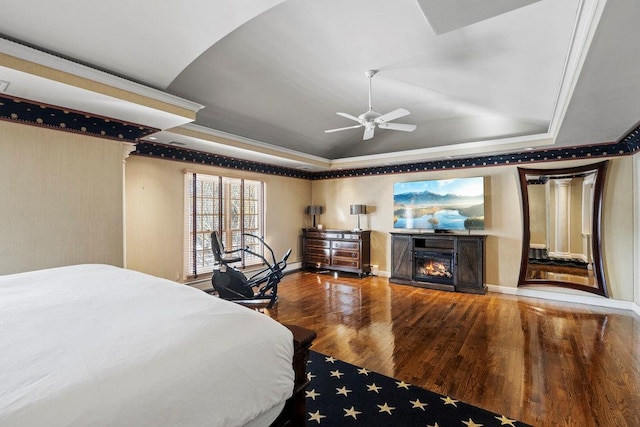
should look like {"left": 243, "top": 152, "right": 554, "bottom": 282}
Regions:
{"left": 349, "top": 204, "right": 367, "bottom": 230}
{"left": 390, "top": 232, "right": 486, "bottom": 294}
{"left": 306, "top": 205, "right": 323, "bottom": 228}
{"left": 302, "top": 228, "right": 371, "bottom": 277}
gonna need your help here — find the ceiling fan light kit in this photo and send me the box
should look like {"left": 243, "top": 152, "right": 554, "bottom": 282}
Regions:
{"left": 325, "top": 70, "right": 416, "bottom": 140}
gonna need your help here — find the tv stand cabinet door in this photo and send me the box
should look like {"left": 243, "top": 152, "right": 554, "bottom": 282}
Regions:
{"left": 454, "top": 236, "right": 486, "bottom": 294}
{"left": 390, "top": 234, "right": 413, "bottom": 281}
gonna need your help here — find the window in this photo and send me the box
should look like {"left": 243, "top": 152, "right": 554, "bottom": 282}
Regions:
{"left": 184, "top": 172, "right": 265, "bottom": 277}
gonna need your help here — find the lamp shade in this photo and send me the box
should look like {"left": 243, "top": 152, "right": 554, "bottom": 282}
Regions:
{"left": 307, "top": 205, "right": 323, "bottom": 215}
{"left": 350, "top": 204, "right": 367, "bottom": 215}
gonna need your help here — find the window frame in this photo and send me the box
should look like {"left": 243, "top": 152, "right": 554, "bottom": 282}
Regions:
{"left": 184, "top": 172, "right": 265, "bottom": 278}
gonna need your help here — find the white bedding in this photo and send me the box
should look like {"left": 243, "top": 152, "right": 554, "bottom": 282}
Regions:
{"left": 0, "top": 264, "right": 294, "bottom": 427}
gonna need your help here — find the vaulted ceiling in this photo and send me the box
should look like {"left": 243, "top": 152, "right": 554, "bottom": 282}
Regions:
{"left": 1, "top": 0, "right": 639, "bottom": 171}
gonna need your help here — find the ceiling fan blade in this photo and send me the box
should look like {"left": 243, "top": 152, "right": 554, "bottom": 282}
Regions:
{"left": 377, "top": 122, "right": 417, "bottom": 132}
{"left": 336, "top": 112, "right": 363, "bottom": 123}
{"left": 375, "top": 108, "right": 410, "bottom": 124}
{"left": 324, "top": 124, "right": 363, "bottom": 133}
{"left": 363, "top": 126, "right": 375, "bottom": 140}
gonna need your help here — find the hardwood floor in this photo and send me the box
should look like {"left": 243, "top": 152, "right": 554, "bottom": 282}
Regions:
{"left": 265, "top": 271, "right": 640, "bottom": 426}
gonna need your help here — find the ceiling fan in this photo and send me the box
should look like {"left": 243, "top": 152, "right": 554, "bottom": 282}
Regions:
{"left": 325, "top": 70, "right": 417, "bottom": 141}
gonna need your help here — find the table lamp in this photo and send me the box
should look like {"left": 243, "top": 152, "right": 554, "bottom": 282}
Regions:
{"left": 350, "top": 204, "right": 367, "bottom": 230}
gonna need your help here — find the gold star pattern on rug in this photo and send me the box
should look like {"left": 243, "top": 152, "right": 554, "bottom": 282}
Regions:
{"left": 306, "top": 389, "right": 320, "bottom": 400}
{"left": 308, "top": 410, "right": 326, "bottom": 424}
{"left": 366, "top": 383, "right": 382, "bottom": 393}
{"left": 305, "top": 351, "right": 531, "bottom": 426}
{"left": 329, "top": 369, "right": 344, "bottom": 379}
{"left": 336, "top": 386, "right": 352, "bottom": 397}
{"left": 343, "top": 406, "right": 362, "bottom": 419}
{"left": 411, "top": 398, "right": 428, "bottom": 410}
{"left": 377, "top": 402, "right": 396, "bottom": 415}
{"left": 330, "top": 369, "right": 344, "bottom": 379}
{"left": 396, "top": 380, "right": 410, "bottom": 389}
{"left": 495, "top": 415, "right": 518, "bottom": 426}
{"left": 441, "top": 396, "right": 459, "bottom": 407}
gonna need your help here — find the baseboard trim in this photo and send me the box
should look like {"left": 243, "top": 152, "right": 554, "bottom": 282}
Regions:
{"left": 377, "top": 269, "right": 639, "bottom": 317}
{"left": 487, "top": 284, "right": 639, "bottom": 315}
{"left": 376, "top": 270, "right": 391, "bottom": 278}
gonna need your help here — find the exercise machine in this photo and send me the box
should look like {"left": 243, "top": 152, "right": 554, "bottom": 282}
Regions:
{"left": 205, "top": 231, "right": 290, "bottom": 308}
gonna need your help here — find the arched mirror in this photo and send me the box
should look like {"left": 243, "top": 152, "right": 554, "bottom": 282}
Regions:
{"left": 517, "top": 161, "right": 608, "bottom": 297}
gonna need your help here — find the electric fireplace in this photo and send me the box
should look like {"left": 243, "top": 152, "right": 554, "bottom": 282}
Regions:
{"left": 390, "top": 233, "right": 486, "bottom": 294}
{"left": 414, "top": 250, "right": 454, "bottom": 285}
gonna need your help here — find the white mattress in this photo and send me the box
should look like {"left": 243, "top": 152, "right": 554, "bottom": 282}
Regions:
{"left": 0, "top": 264, "right": 294, "bottom": 427}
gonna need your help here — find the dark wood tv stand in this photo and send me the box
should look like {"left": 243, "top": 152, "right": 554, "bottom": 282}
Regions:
{"left": 390, "top": 232, "right": 486, "bottom": 294}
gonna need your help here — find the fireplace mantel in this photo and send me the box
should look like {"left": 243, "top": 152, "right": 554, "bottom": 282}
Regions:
{"left": 390, "top": 232, "right": 486, "bottom": 294}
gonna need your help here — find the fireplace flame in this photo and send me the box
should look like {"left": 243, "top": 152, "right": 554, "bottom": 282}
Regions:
{"left": 420, "top": 260, "right": 452, "bottom": 278}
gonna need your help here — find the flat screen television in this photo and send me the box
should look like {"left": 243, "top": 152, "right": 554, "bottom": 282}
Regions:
{"left": 393, "top": 177, "right": 485, "bottom": 231}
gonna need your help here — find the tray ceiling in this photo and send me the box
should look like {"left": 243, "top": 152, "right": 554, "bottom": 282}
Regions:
{"left": 1, "top": 0, "right": 639, "bottom": 170}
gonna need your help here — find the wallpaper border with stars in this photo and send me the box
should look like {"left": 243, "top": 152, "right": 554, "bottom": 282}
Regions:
{"left": 134, "top": 129, "right": 639, "bottom": 181}
{"left": 0, "top": 94, "right": 158, "bottom": 143}
{"left": 2, "top": 92, "right": 638, "bottom": 180}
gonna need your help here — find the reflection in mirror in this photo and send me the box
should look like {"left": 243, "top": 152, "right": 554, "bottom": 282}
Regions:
{"left": 517, "top": 161, "right": 609, "bottom": 297}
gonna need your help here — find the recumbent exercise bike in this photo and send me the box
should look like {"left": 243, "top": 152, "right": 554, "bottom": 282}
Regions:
{"left": 205, "top": 231, "right": 291, "bottom": 308}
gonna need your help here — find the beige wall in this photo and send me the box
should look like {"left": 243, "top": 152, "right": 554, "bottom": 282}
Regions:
{"left": 0, "top": 120, "right": 124, "bottom": 275}
{"left": 124, "top": 155, "right": 311, "bottom": 280}
{"left": 311, "top": 157, "right": 635, "bottom": 302}
{"left": 601, "top": 156, "right": 634, "bottom": 302}
{"left": 1, "top": 117, "right": 634, "bottom": 303}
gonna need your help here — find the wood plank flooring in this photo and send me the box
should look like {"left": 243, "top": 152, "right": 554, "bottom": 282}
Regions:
{"left": 265, "top": 271, "right": 640, "bottom": 426}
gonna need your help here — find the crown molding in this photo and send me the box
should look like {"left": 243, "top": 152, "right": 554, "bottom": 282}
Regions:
{"left": 0, "top": 37, "right": 204, "bottom": 114}
{"left": 546, "top": 0, "right": 608, "bottom": 140}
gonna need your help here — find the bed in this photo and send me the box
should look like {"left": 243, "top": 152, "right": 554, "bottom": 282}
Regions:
{"left": 0, "top": 264, "right": 312, "bottom": 427}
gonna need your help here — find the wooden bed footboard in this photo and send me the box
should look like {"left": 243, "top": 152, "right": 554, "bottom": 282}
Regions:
{"left": 271, "top": 324, "right": 317, "bottom": 427}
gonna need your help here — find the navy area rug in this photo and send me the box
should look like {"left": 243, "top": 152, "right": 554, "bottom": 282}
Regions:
{"left": 306, "top": 351, "right": 531, "bottom": 426}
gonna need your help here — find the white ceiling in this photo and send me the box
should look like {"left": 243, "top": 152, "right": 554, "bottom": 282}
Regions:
{"left": 0, "top": 0, "right": 639, "bottom": 171}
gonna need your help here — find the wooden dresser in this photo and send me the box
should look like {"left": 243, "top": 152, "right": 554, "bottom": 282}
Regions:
{"left": 302, "top": 228, "right": 371, "bottom": 277}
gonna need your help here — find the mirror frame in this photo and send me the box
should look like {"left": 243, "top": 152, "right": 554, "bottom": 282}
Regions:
{"left": 517, "top": 161, "right": 609, "bottom": 297}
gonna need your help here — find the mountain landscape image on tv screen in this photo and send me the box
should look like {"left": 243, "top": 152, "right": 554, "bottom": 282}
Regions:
{"left": 393, "top": 177, "right": 485, "bottom": 231}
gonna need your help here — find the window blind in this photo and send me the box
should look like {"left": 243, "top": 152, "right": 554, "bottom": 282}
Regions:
{"left": 184, "top": 172, "right": 265, "bottom": 278}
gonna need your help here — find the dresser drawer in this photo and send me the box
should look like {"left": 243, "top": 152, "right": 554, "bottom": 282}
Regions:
{"left": 306, "top": 254, "right": 330, "bottom": 266}
{"left": 332, "top": 248, "right": 359, "bottom": 259}
{"left": 332, "top": 258, "right": 360, "bottom": 268}
{"left": 342, "top": 233, "right": 361, "bottom": 240}
{"left": 332, "top": 240, "right": 359, "bottom": 250}
{"left": 307, "top": 247, "right": 331, "bottom": 257}
{"left": 320, "top": 232, "right": 342, "bottom": 239}
{"left": 306, "top": 239, "right": 330, "bottom": 249}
